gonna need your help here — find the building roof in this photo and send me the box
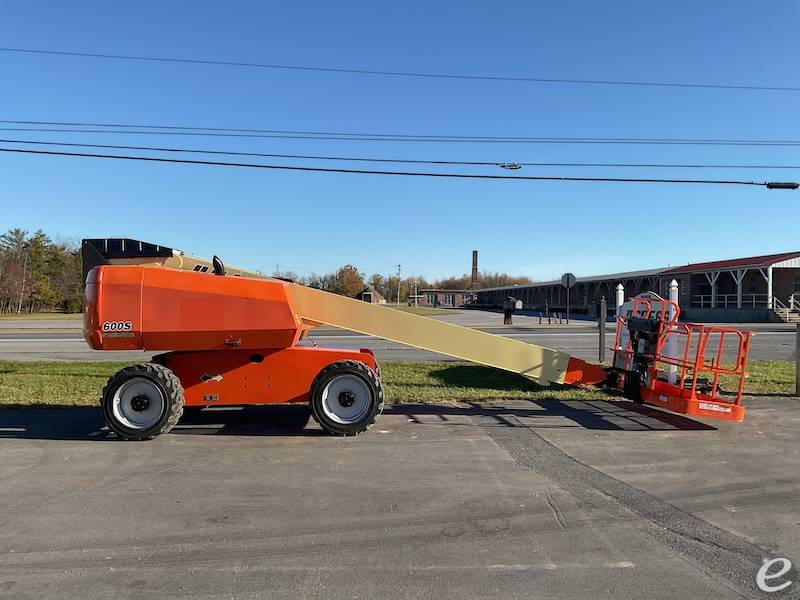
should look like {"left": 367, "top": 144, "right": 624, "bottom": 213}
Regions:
{"left": 477, "top": 267, "right": 666, "bottom": 292}
{"left": 419, "top": 288, "right": 470, "bottom": 293}
{"left": 475, "top": 251, "right": 800, "bottom": 294}
{"left": 357, "top": 287, "right": 386, "bottom": 300}
{"left": 664, "top": 251, "right": 800, "bottom": 274}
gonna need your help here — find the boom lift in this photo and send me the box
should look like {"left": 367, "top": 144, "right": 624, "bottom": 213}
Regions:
{"left": 81, "top": 239, "right": 749, "bottom": 439}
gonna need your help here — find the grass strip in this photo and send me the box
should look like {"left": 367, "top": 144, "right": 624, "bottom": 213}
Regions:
{"left": 0, "top": 359, "right": 795, "bottom": 408}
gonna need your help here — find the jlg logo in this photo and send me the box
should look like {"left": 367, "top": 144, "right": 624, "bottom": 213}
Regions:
{"left": 102, "top": 321, "right": 133, "bottom": 332}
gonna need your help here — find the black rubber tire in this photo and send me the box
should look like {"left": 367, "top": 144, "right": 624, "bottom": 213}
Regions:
{"left": 309, "top": 360, "right": 384, "bottom": 436}
{"left": 101, "top": 363, "right": 185, "bottom": 440}
{"left": 623, "top": 370, "right": 643, "bottom": 403}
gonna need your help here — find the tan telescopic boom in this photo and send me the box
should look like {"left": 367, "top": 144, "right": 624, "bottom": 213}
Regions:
{"left": 82, "top": 239, "right": 606, "bottom": 387}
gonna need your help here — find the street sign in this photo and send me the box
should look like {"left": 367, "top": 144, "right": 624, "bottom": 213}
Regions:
{"left": 561, "top": 273, "right": 576, "bottom": 325}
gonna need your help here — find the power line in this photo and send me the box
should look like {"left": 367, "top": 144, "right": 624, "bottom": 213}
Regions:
{"left": 3, "top": 137, "right": 800, "bottom": 170}
{"left": 3, "top": 126, "right": 800, "bottom": 147}
{"left": 11, "top": 119, "right": 800, "bottom": 146}
{"left": 1, "top": 47, "right": 798, "bottom": 93}
{"left": 1, "top": 146, "right": 796, "bottom": 188}
{"left": 4, "top": 119, "right": 800, "bottom": 145}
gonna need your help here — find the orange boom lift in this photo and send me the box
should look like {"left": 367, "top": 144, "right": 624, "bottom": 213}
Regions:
{"left": 81, "top": 239, "right": 749, "bottom": 440}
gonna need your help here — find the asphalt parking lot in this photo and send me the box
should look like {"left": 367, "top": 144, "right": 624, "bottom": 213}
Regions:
{"left": 1, "top": 396, "right": 797, "bottom": 599}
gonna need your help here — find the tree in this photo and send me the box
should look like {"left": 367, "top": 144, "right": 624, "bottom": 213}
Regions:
{"left": 328, "top": 265, "right": 366, "bottom": 297}
{"left": 301, "top": 272, "right": 323, "bottom": 288}
{"left": 435, "top": 274, "right": 472, "bottom": 290}
{"left": 25, "top": 230, "right": 55, "bottom": 313}
{"left": 0, "top": 229, "right": 84, "bottom": 313}
{"left": 367, "top": 274, "right": 385, "bottom": 297}
{"left": 476, "top": 271, "right": 534, "bottom": 289}
{"left": 0, "top": 228, "right": 29, "bottom": 313}
{"left": 272, "top": 269, "right": 300, "bottom": 281}
{"left": 0, "top": 228, "right": 27, "bottom": 255}
{"left": 385, "top": 275, "right": 400, "bottom": 304}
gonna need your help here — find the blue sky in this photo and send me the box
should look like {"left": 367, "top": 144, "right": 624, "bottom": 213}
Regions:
{"left": 1, "top": 1, "right": 798, "bottom": 281}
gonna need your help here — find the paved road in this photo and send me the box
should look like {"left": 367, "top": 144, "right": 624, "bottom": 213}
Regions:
{"left": 0, "top": 397, "right": 797, "bottom": 599}
{"left": 0, "top": 311, "right": 796, "bottom": 362}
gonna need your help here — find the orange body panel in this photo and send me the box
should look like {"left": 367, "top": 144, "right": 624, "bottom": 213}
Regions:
{"left": 159, "top": 347, "right": 378, "bottom": 406}
{"left": 84, "top": 265, "right": 306, "bottom": 351}
{"left": 641, "top": 381, "right": 745, "bottom": 423}
{"left": 563, "top": 357, "right": 606, "bottom": 386}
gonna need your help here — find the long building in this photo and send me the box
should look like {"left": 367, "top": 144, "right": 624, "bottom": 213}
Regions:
{"left": 473, "top": 251, "right": 800, "bottom": 323}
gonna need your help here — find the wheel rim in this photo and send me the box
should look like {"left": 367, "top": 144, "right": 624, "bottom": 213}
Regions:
{"left": 112, "top": 377, "right": 166, "bottom": 430}
{"left": 320, "top": 374, "right": 372, "bottom": 425}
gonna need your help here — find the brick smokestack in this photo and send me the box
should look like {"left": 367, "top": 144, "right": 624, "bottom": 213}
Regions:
{"left": 471, "top": 250, "right": 478, "bottom": 289}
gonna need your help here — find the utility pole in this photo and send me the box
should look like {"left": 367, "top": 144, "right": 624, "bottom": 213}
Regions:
{"left": 396, "top": 264, "right": 401, "bottom": 307}
{"left": 598, "top": 296, "right": 606, "bottom": 363}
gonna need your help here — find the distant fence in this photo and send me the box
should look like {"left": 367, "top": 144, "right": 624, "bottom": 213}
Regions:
{"left": 691, "top": 294, "right": 769, "bottom": 308}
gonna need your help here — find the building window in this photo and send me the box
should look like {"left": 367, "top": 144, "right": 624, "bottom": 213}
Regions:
{"left": 442, "top": 293, "right": 454, "bottom": 306}
{"left": 794, "top": 273, "right": 800, "bottom": 294}
{"left": 681, "top": 279, "right": 687, "bottom": 296}
{"left": 426, "top": 293, "right": 437, "bottom": 305}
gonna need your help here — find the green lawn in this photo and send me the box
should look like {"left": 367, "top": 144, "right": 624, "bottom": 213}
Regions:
{"left": 0, "top": 359, "right": 795, "bottom": 408}
{"left": 719, "top": 359, "right": 797, "bottom": 397}
{"left": 0, "top": 361, "right": 127, "bottom": 407}
{"left": 381, "top": 361, "right": 600, "bottom": 403}
{"left": 0, "top": 312, "right": 82, "bottom": 320}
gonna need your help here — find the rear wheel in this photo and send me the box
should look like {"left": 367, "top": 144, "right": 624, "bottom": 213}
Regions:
{"left": 101, "top": 363, "right": 184, "bottom": 440}
{"left": 310, "top": 360, "right": 383, "bottom": 436}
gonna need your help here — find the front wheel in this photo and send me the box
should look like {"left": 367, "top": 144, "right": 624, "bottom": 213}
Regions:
{"left": 310, "top": 360, "right": 384, "bottom": 436}
{"left": 101, "top": 363, "right": 185, "bottom": 440}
